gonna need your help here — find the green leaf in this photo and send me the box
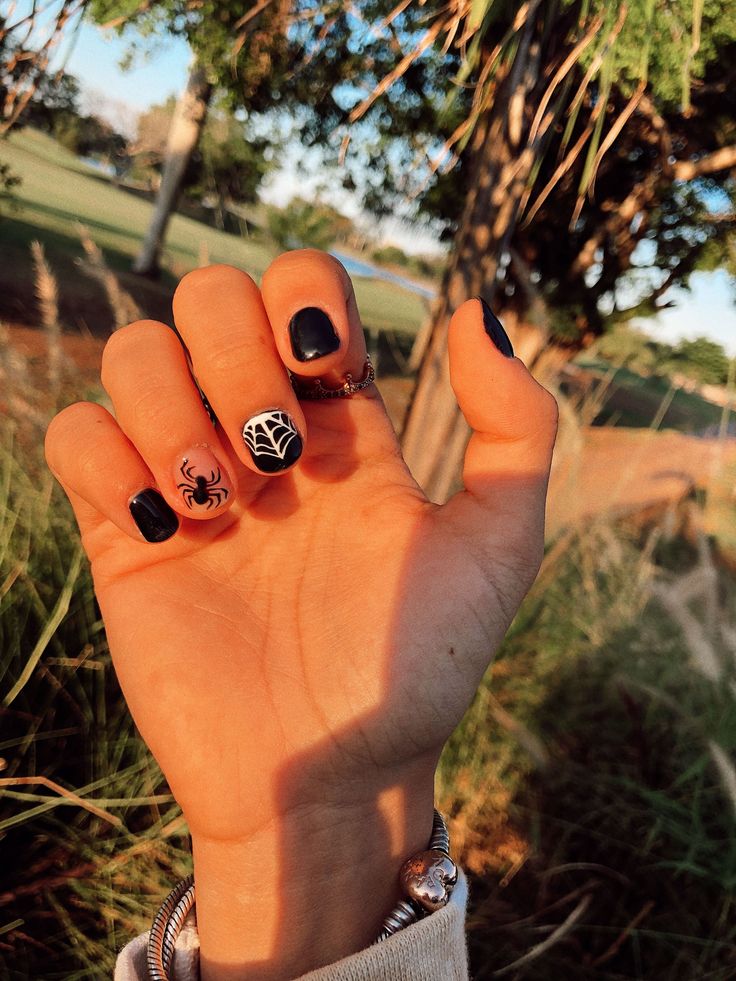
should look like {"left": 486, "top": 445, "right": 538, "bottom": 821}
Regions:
{"left": 469, "top": 0, "right": 493, "bottom": 31}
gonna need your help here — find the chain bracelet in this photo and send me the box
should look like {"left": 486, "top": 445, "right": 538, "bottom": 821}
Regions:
{"left": 146, "top": 809, "right": 456, "bottom": 980}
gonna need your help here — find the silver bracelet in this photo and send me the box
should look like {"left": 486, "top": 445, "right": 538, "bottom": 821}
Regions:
{"left": 146, "top": 809, "right": 457, "bottom": 981}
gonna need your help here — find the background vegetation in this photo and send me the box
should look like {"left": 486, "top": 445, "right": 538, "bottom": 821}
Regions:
{"left": 1, "top": 1, "right": 735, "bottom": 978}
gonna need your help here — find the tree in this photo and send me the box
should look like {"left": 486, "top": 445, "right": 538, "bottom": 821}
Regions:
{"left": 131, "top": 95, "right": 272, "bottom": 223}
{"left": 596, "top": 324, "right": 660, "bottom": 375}
{"left": 129, "top": 60, "right": 212, "bottom": 273}
{"left": 399, "top": 1, "right": 736, "bottom": 496}
{"left": 189, "top": 105, "right": 271, "bottom": 225}
{"left": 55, "top": 112, "right": 129, "bottom": 172}
{"left": 132, "top": 96, "right": 178, "bottom": 168}
{"left": 0, "top": 159, "right": 21, "bottom": 215}
{"left": 86, "top": 0, "right": 292, "bottom": 276}
{"left": 1, "top": 4, "right": 84, "bottom": 210}
{"left": 0, "top": 2, "right": 86, "bottom": 135}
{"left": 287, "top": 1, "right": 736, "bottom": 498}
{"left": 267, "top": 197, "right": 354, "bottom": 251}
{"left": 672, "top": 337, "right": 731, "bottom": 385}
{"left": 18, "top": 69, "right": 81, "bottom": 133}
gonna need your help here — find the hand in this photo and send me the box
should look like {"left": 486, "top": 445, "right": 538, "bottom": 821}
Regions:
{"left": 44, "top": 252, "right": 557, "bottom": 980}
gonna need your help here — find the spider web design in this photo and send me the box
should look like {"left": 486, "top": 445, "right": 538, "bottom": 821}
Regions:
{"left": 243, "top": 411, "right": 299, "bottom": 462}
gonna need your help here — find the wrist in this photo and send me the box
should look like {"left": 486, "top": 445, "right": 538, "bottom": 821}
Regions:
{"left": 191, "top": 763, "right": 436, "bottom": 981}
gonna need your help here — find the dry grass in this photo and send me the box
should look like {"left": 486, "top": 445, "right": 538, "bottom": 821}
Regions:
{"left": 75, "top": 223, "right": 143, "bottom": 331}
{"left": 30, "top": 239, "right": 63, "bottom": 403}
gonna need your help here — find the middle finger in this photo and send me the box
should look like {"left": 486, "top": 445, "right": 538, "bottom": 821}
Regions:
{"left": 172, "top": 264, "right": 306, "bottom": 476}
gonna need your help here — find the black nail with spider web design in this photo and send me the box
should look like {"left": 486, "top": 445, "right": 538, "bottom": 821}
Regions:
{"left": 242, "top": 410, "right": 303, "bottom": 474}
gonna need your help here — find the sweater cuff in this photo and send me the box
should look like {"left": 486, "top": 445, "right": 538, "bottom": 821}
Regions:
{"left": 114, "top": 868, "right": 469, "bottom": 981}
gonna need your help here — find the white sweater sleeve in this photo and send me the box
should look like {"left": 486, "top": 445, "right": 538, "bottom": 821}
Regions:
{"left": 114, "top": 868, "right": 469, "bottom": 981}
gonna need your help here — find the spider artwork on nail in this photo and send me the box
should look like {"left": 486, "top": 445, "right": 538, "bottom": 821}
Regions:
{"left": 176, "top": 461, "right": 229, "bottom": 510}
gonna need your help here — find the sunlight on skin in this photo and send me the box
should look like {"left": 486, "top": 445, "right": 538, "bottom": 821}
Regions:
{"left": 44, "top": 251, "right": 557, "bottom": 980}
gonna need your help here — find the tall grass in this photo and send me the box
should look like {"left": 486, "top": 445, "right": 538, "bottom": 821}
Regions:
{"left": 1, "top": 239, "right": 734, "bottom": 977}
{"left": 0, "top": 419, "right": 193, "bottom": 978}
{"left": 75, "top": 224, "right": 143, "bottom": 332}
{"left": 0, "top": 246, "right": 191, "bottom": 978}
{"left": 437, "top": 508, "right": 736, "bottom": 978}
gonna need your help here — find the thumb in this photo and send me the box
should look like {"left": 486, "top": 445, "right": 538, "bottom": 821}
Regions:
{"left": 441, "top": 297, "right": 558, "bottom": 571}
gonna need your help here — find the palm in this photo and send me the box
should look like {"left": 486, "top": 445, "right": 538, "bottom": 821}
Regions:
{"left": 84, "top": 399, "right": 516, "bottom": 840}
{"left": 46, "top": 257, "right": 556, "bottom": 855}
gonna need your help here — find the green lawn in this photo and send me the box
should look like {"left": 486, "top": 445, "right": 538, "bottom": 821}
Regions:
{"left": 0, "top": 129, "right": 428, "bottom": 339}
{"left": 575, "top": 357, "right": 727, "bottom": 435}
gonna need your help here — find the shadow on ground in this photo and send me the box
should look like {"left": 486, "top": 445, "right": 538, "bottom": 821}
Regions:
{"left": 0, "top": 212, "right": 179, "bottom": 336}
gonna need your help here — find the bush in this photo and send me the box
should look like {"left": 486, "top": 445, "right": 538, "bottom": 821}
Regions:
{"left": 266, "top": 197, "right": 353, "bottom": 250}
{"left": 371, "top": 244, "right": 408, "bottom": 267}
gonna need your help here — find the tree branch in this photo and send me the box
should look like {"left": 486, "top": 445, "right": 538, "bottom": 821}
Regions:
{"left": 98, "top": 0, "right": 153, "bottom": 30}
{"left": 674, "top": 144, "right": 736, "bottom": 180}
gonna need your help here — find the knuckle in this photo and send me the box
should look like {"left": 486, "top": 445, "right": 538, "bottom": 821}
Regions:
{"left": 126, "top": 378, "right": 183, "bottom": 430}
{"left": 45, "top": 402, "right": 105, "bottom": 471}
{"left": 537, "top": 386, "right": 559, "bottom": 429}
{"left": 174, "top": 264, "right": 257, "bottom": 310}
{"left": 75, "top": 440, "right": 108, "bottom": 483}
{"left": 264, "top": 248, "right": 343, "bottom": 288}
{"left": 206, "top": 330, "right": 266, "bottom": 374}
{"left": 101, "top": 321, "right": 169, "bottom": 387}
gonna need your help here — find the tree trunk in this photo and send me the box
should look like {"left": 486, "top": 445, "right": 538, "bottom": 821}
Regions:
{"left": 133, "top": 63, "right": 212, "bottom": 277}
{"left": 400, "top": 32, "right": 542, "bottom": 502}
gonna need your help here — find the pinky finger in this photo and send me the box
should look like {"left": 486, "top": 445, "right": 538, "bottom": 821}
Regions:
{"left": 45, "top": 402, "right": 180, "bottom": 545}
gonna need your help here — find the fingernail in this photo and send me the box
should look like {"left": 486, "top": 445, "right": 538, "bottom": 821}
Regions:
{"left": 242, "top": 410, "right": 303, "bottom": 473}
{"left": 175, "top": 448, "right": 232, "bottom": 511}
{"left": 289, "top": 307, "right": 340, "bottom": 362}
{"left": 129, "top": 489, "right": 179, "bottom": 543}
{"left": 476, "top": 297, "right": 514, "bottom": 358}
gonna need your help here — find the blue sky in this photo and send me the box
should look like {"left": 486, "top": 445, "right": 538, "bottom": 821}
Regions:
{"left": 64, "top": 21, "right": 191, "bottom": 114}
{"left": 54, "top": 16, "right": 736, "bottom": 355}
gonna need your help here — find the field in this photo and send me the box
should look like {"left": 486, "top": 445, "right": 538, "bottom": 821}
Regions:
{"left": 1, "top": 132, "right": 736, "bottom": 979}
{"left": 0, "top": 129, "right": 428, "bottom": 340}
{"left": 573, "top": 358, "right": 727, "bottom": 435}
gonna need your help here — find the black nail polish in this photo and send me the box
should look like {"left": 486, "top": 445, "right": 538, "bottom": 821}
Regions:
{"left": 242, "top": 410, "right": 303, "bottom": 473}
{"left": 289, "top": 307, "right": 340, "bottom": 362}
{"left": 129, "top": 489, "right": 179, "bottom": 543}
{"left": 476, "top": 296, "right": 514, "bottom": 358}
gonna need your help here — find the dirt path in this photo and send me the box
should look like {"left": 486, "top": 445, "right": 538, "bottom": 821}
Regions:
{"left": 548, "top": 426, "right": 736, "bottom": 537}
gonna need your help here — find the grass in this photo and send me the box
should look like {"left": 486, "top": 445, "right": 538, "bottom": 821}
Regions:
{"left": 575, "top": 357, "right": 726, "bottom": 435}
{"left": 1, "top": 130, "right": 735, "bottom": 979}
{"left": 3, "top": 423, "right": 734, "bottom": 976}
{"left": 438, "top": 516, "right": 736, "bottom": 978}
{"left": 0, "top": 128, "right": 428, "bottom": 341}
{"left": 0, "top": 434, "right": 190, "bottom": 978}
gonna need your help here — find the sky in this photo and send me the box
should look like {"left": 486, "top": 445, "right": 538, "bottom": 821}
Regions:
{"left": 39, "top": 14, "right": 736, "bottom": 355}
{"left": 63, "top": 20, "right": 191, "bottom": 130}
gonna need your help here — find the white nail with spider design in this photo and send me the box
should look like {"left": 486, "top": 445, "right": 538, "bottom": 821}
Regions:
{"left": 242, "top": 409, "right": 304, "bottom": 474}
{"left": 174, "top": 447, "right": 234, "bottom": 513}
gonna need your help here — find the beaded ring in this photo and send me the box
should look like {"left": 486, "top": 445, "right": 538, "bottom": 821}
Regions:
{"left": 290, "top": 356, "right": 375, "bottom": 399}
